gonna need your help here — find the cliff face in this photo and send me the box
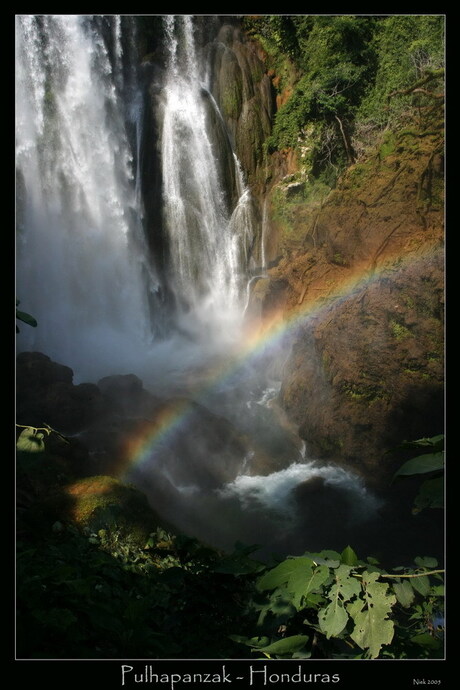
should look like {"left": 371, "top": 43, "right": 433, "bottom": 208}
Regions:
{"left": 230, "top": 18, "right": 444, "bottom": 484}
{"left": 251, "top": 110, "right": 444, "bottom": 485}
{"left": 207, "top": 22, "right": 274, "bottom": 193}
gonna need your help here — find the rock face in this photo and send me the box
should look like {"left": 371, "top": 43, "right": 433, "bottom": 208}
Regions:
{"left": 280, "top": 251, "right": 444, "bottom": 485}
{"left": 207, "top": 22, "right": 274, "bottom": 191}
{"left": 257, "top": 119, "right": 445, "bottom": 487}
{"left": 16, "top": 352, "right": 103, "bottom": 434}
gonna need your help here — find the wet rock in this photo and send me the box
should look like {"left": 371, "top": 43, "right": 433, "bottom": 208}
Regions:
{"left": 16, "top": 352, "right": 103, "bottom": 433}
{"left": 97, "top": 373, "right": 162, "bottom": 418}
{"left": 280, "top": 252, "right": 444, "bottom": 487}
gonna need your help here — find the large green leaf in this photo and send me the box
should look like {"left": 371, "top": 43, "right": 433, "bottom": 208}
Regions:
{"left": 318, "top": 598, "right": 349, "bottom": 638}
{"left": 341, "top": 545, "right": 359, "bottom": 566}
{"left": 410, "top": 575, "right": 430, "bottom": 596}
{"left": 305, "top": 550, "right": 341, "bottom": 568}
{"left": 414, "top": 556, "right": 438, "bottom": 568}
{"left": 228, "top": 635, "right": 270, "bottom": 648}
{"left": 16, "top": 427, "right": 45, "bottom": 453}
{"left": 410, "top": 632, "right": 443, "bottom": 650}
{"left": 318, "top": 565, "right": 361, "bottom": 639}
{"left": 392, "top": 580, "right": 415, "bottom": 608}
{"left": 255, "top": 589, "right": 297, "bottom": 627}
{"left": 304, "top": 565, "right": 330, "bottom": 598}
{"left": 257, "top": 634, "right": 309, "bottom": 656}
{"left": 256, "top": 556, "right": 315, "bottom": 593}
{"left": 394, "top": 452, "right": 444, "bottom": 478}
{"left": 16, "top": 308, "right": 38, "bottom": 328}
{"left": 348, "top": 571, "right": 396, "bottom": 658}
{"left": 413, "top": 477, "right": 444, "bottom": 513}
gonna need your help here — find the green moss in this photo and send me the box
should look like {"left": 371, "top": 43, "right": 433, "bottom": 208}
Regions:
{"left": 221, "top": 83, "right": 242, "bottom": 120}
{"left": 379, "top": 131, "right": 396, "bottom": 158}
{"left": 404, "top": 368, "right": 432, "bottom": 380}
{"left": 331, "top": 252, "right": 347, "bottom": 266}
{"left": 403, "top": 296, "right": 415, "bottom": 309}
{"left": 390, "top": 319, "right": 413, "bottom": 341}
{"left": 341, "top": 381, "right": 386, "bottom": 403}
{"left": 317, "top": 435, "right": 343, "bottom": 456}
{"left": 54, "top": 476, "right": 159, "bottom": 545}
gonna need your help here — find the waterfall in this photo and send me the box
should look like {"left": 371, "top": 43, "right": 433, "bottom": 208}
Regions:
{"left": 16, "top": 15, "right": 258, "bottom": 380}
{"left": 15, "top": 15, "right": 157, "bottom": 381}
{"left": 159, "top": 15, "right": 256, "bottom": 341}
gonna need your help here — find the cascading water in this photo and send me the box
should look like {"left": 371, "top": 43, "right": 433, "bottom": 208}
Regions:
{"left": 15, "top": 15, "right": 156, "bottom": 382}
{"left": 159, "top": 15, "right": 256, "bottom": 339}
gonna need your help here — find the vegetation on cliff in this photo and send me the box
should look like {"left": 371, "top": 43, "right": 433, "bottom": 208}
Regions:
{"left": 243, "top": 15, "right": 444, "bottom": 184}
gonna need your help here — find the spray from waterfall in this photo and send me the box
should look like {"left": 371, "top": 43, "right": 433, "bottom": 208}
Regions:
{"left": 16, "top": 15, "right": 156, "bottom": 381}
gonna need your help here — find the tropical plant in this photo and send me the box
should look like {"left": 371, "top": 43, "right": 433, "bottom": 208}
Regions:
{"left": 231, "top": 546, "right": 444, "bottom": 659}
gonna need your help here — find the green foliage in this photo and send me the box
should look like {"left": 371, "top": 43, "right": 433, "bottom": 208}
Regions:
{"left": 357, "top": 15, "right": 444, "bottom": 127}
{"left": 348, "top": 572, "right": 396, "bottom": 659}
{"left": 16, "top": 522, "right": 259, "bottom": 658}
{"left": 392, "top": 435, "right": 444, "bottom": 514}
{"left": 16, "top": 427, "right": 47, "bottom": 454}
{"left": 232, "top": 548, "right": 444, "bottom": 660}
{"left": 245, "top": 15, "right": 444, "bottom": 183}
{"left": 16, "top": 299, "right": 37, "bottom": 332}
{"left": 394, "top": 452, "right": 444, "bottom": 478}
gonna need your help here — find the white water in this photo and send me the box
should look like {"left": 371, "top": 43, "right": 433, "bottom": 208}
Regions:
{"left": 160, "top": 15, "right": 255, "bottom": 341}
{"left": 16, "top": 15, "right": 156, "bottom": 381}
{"left": 219, "top": 461, "right": 382, "bottom": 521}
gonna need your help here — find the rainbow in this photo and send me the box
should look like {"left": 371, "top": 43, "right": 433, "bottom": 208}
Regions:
{"left": 117, "top": 244, "right": 443, "bottom": 480}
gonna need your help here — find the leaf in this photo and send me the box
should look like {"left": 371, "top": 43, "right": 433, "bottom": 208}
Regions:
{"left": 410, "top": 575, "right": 430, "bottom": 596}
{"left": 304, "top": 550, "right": 341, "bottom": 568}
{"left": 341, "top": 545, "right": 359, "bottom": 566}
{"left": 255, "top": 589, "right": 297, "bottom": 627}
{"left": 16, "top": 427, "right": 45, "bottom": 453}
{"left": 304, "top": 565, "right": 330, "bottom": 597}
{"left": 397, "top": 435, "right": 444, "bottom": 451}
{"left": 318, "top": 565, "right": 361, "bottom": 639}
{"left": 414, "top": 556, "right": 438, "bottom": 568}
{"left": 410, "top": 632, "right": 442, "bottom": 650}
{"left": 413, "top": 477, "right": 444, "bottom": 513}
{"left": 392, "top": 580, "right": 415, "bottom": 608}
{"left": 348, "top": 571, "right": 396, "bottom": 658}
{"left": 16, "top": 308, "right": 38, "bottom": 327}
{"left": 256, "top": 556, "right": 315, "bottom": 593}
{"left": 318, "top": 599, "right": 349, "bottom": 638}
{"left": 257, "top": 634, "right": 309, "bottom": 656}
{"left": 393, "top": 452, "right": 444, "bottom": 479}
{"left": 228, "top": 635, "right": 270, "bottom": 649}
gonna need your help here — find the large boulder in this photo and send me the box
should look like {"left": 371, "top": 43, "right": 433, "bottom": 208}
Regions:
{"left": 280, "top": 251, "right": 444, "bottom": 487}
{"left": 45, "top": 475, "right": 160, "bottom": 545}
{"left": 16, "top": 352, "right": 103, "bottom": 433}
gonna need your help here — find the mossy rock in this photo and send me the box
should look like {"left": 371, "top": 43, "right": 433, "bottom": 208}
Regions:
{"left": 47, "top": 476, "right": 159, "bottom": 545}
